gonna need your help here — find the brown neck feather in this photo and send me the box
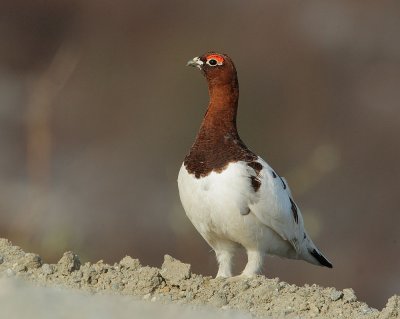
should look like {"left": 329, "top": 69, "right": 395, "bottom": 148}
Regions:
{"left": 184, "top": 71, "right": 257, "bottom": 178}
{"left": 201, "top": 79, "right": 239, "bottom": 136}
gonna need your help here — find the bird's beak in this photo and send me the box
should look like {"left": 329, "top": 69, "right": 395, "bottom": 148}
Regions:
{"left": 186, "top": 57, "right": 203, "bottom": 69}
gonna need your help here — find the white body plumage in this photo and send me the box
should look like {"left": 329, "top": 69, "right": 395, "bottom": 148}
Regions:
{"left": 178, "top": 157, "right": 329, "bottom": 277}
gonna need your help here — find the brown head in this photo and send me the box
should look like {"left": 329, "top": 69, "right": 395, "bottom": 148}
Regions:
{"left": 187, "top": 52, "right": 238, "bottom": 88}
{"left": 187, "top": 52, "right": 239, "bottom": 128}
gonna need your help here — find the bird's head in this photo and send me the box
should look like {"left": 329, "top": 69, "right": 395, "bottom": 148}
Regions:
{"left": 187, "top": 52, "right": 237, "bottom": 86}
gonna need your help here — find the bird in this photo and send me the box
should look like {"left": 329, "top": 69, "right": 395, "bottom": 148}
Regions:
{"left": 177, "top": 52, "right": 332, "bottom": 278}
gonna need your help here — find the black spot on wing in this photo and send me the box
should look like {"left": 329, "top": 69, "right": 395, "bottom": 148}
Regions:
{"left": 279, "top": 176, "right": 286, "bottom": 189}
{"left": 289, "top": 197, "right": 298, "bottom": 223}
{"left": 250, "top": 176, "right": 262, "bottom": 192}
{"left": 309, "top": 249, "right": 333, "bottom": 268}
{"left": 271, "top": 171, "right": 277, "bottom": 178}
{"left": 247, "top": 161, "right": 263, "bottom": 192}
{"left": 247, "top": 161, "right": 263, "bottom": 175}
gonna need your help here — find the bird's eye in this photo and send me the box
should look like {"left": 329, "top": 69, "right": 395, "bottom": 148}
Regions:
{"left": 205, "top": 54, "right": 224, "bottom": 66}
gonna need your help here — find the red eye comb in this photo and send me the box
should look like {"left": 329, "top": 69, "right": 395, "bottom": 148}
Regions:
{"left": 206, "top": 54, "right": 224, "bottom": 64}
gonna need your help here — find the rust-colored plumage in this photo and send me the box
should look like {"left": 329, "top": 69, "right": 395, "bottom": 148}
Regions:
{"left": 184, "top": 53, "right": 257, "bottom": 178}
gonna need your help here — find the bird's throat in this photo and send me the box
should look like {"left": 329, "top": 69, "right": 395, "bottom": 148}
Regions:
{"left": 202, "top": 81, "right": 239, "bottom": 134}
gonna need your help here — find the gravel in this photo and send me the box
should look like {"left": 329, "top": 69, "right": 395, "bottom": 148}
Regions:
{"left": 0, "top": 238, "right": 398, "bottom": 319}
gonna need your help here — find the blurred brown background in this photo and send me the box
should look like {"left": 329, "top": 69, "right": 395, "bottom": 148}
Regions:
{"left": 0, "top": 0, "right": 399, "bottom": 309}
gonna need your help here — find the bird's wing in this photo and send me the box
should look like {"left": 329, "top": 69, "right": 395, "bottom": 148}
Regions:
{"left": 247, "top": 157, "right": 305, "bottom": 251}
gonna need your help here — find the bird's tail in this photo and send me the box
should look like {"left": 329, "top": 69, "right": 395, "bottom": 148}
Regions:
{"left": 307, "top": 247, "right": 333, "bottom": 268}
{"left": 301, "top": 234, "right": 333, "bottom": 268}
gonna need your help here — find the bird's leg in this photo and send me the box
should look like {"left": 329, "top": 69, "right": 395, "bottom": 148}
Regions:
{"left": 241, "top": 250, "right": 264, "bottom": 277}
{"left": 215, "top": 249, "right": 234, "bottom": 278}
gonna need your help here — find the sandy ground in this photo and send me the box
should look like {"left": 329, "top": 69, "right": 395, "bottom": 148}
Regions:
{"left": 0, "top": 238, "right": 398, "bottom": 319}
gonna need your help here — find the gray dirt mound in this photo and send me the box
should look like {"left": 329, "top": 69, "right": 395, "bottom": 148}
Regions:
{"left": 0, "top": 238, "right": 398, "bottom": 319}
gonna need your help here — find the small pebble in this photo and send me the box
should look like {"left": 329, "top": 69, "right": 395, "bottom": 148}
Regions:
{"left": 119, "top": 256, "right": 141, "bottom": 270}
{"left": 58, "top": 252, "right": 81, "bottom": 275}
{"left": 23, "top": 253, "right": 42, "bottom": 269}
{"left": 361, "top": 305, "right": 374, "bottom": 314}
{"left": 160, "top": 255, "right": 191, "bottom": 285}
{"left": 330, "top": 290, "right": 343, "bottom": 301}
{"left": 13, "top": 263, "right": 27, "bottom": 272}
{"left": 41, "top": 264, "right": 54, "bottom": 275}
{"left": 343, "top": 288, "right": 357, "bottom": 302}
{"left": 210, "top": 293, "right": 228, "bottom": 307}
{"left": 239, "top": 281, "right": 250, "bottom": 291}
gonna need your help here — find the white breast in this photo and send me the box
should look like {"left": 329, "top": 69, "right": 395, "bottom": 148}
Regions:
{"left": 178, "top": 162, "right": 249, "bottom": 234}
{"left": 177, "top": 160, "right": 294, "bottom": 256}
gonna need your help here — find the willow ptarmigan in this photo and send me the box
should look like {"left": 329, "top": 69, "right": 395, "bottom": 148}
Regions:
{"left": 178, "top": 52, "right": 332, "bottom": 278}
